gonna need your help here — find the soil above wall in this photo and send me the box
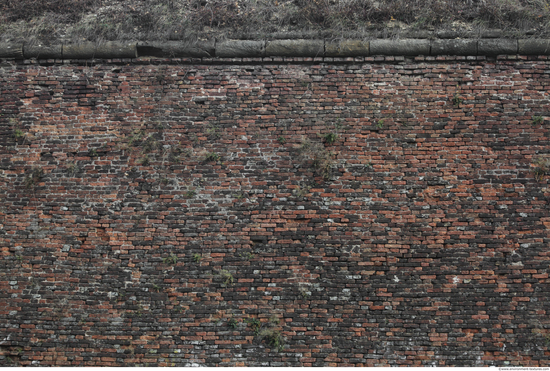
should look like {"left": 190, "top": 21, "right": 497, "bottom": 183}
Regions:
{"left": 1, "top": 54, "right": 550, "bottom": 366}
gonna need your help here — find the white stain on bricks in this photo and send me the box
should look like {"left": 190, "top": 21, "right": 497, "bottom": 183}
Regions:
{"left": 228, "top": 76, "right": 265, "bottom": 95}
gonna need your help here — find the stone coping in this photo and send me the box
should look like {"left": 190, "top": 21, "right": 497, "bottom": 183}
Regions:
{"left": 1, "top": 39, "right": 550, "bottom": 60}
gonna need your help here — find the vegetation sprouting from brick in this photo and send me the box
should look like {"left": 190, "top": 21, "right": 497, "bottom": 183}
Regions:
{"left": 1, "top": 56, "right": 550, "bottom": 366}
{"left": 2, "top": 0, "right": 550, "bottom": 44}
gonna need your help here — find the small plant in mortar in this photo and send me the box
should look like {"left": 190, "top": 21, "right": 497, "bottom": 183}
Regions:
{"left": 259, "top": 328, "right": 285, "bottom": 352}
{"left": 192, "top": 253, "right": 202, "bottom": 263}
{"left": 227, "top": 318, "right": 238, "bottom": 329}
{"left": 269, "top": 315, "right": 280, "bottom": 325}
{"left": 137, "top": 155, "right": 150, "bottom": 166}
{"left": 127, "top": 129, "right": 146, "bottom": 147}
{"left": 155, "top": 67, "right": 167, "bottom": 84}
{"left": 219, "top": 269, "right": 234, "bottom": 285}
{"left": 245, "top": 317, "right": 261, "bottom": 335}
{"left": 299, "top": 287, "right": 311, "bottom": 300}
{"left": 239, "top": 251, "right": 255, "bottom": 260}
{"left": 532, "top": 116, "right": 544, "bottom": 126}
{"left": 24, "top": 168, "right": 44, "bottom": 189}
{"left": 322, "top": 132, "right": 338, "bottom": 145}
{"left": 163, "top": 253, "right": 177, "bottom": 265}
{"left": 203, "top": 151, "right": 220, "bottom": 162}
{"left": 532, "top": 157, "right": 550, "bottom": 181}
{"left": 452, "top": 92, "right": 463, "bottom": 107}
{"left": 205, "top": 124, "right": 221, "bottom": 139}
{"left": 141, "top": 135, "right": 159, "bottom": 153}
{"left": 293, "top": 184, "right": 311, "bottom": 199}
{"left": 297, "top": 138, "right": 335, "bottom": 180}
{"left": 184, "top": 188, "right": 197, "bottom": 198}
{"left": 66, "top": 162, "right": 80, "bottom": 176}
{"left": 13, "top": 128, "right": 26, "bottom": 141}
{"left": 233, "top": 192, "right": 246, "bottom": 201}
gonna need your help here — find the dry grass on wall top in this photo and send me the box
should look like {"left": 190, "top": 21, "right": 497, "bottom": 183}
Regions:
{"left": 2, "top": 0, "right": 550, "bottom": 43}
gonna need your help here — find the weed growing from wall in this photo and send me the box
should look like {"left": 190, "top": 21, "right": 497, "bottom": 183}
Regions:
{"left": 141, "top": 135, "right": 160, "bottom": 153}
{"left": 532, "top": 115, "right": 544, "bottom": 126}
{"left": 137, "top": 155, "right": 150, "bottom": 166}
{"left": 205, "top": 124, "right": 221, "bottom": 140}
{"left": 532, "top": 157, "right": 550, "bottom": 181}
{"left": 10, "top": 119, "right": 34, "bottom": 145}
{"left": 233, "top": 192, "right": 246, "bottom": 201}
{"left": 126, "top": 129, "right": 146, "bottom": 148}
{"left": 203, "top": 151, "right": 221, "bottom": 163}
{"left": 13, "top": 128, "right": 26, "bottom": 142}
{"left": 184, "top": 187, "right": 197, "bottom": 198}
{"left": 452, "top": 91, "right": 463, "bottom": 107}
{"left": 163, "top": 253, "right": 178, "bottom": 265}
{"left": 321, "top": 121, "right": 343, "bottom": 145}
{"left": 218, "top": 269, "right": 234, "bottom": 286}
{"left": 168, "top": 146, "right": 190, "bottom": 163}
{"left": 296, "top": 138, "right": 336, "bottom": 180}
{"left": 239, "top": 251, "right": 255, "bottom": 260}
{"left": 259, "top": 328, "right": 285, "bottom": 352}
{"left": 245, "top": 317, "right": 261, "bottom": 335}
{"left": 24, "top": 168, "right": 44, "bottom": 189}
{"left": 322, "top": 132, "right": 338, "bottom": 145}
{"left": 227, "top": 318, "right": 238, "bottom": 329}
{"left": 292, "top": 184, "right": 311, "bottom": 199}
{"left": 65, "top": 162, "right": 80, "bottom": 176}
{"left": 299, "top": 287, "right": 311, "bottom": 300}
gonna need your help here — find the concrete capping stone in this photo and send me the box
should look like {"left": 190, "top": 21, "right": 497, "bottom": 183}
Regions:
{"left": 265, "top": 39, "right": 324, "bottom": 57}
{"left": 216, "top": 40, "right": 265, "bottom": 58}
{"left": 0, "top": 43, "right": 24, "bottom": 59}
{"left": 478, "top": 39, "right": 518, "bottom": 56}
{"left": 370, "top": 39, "right": 430, "bottom": 56}
{"left": 518, "top": 39, "right": 550, "bottom": 55}
{"left": 63, "top": 42, "right": 137, "bottom": 59}
{"left": 431, "top": 39, "right": 477, "bottom": 56}
{"left": 325, "top": 40, "right": 369, "bottom": 57}
{"left": 62, "top": 43, "right": 95, "bottom": 59}
{"left": 94, "top": 42, "right": 137, "bottom": 59}
{"left": 4, "top": 38, "right": 550, "bottom": 60}
{"left": 136, "top": 41, "right": 215, "bottom": 58}
{"left": 23, "top": 44, "right": 63, "bottom": 59}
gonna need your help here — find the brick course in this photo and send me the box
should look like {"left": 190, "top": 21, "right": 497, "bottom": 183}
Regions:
{"left": 0, "top": 55, "right": 550, "bottom": 366}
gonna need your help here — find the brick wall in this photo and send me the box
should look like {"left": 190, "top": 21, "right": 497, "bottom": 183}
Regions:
{"left": 0, "top": 55, "right": 549, "bottom": 366}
